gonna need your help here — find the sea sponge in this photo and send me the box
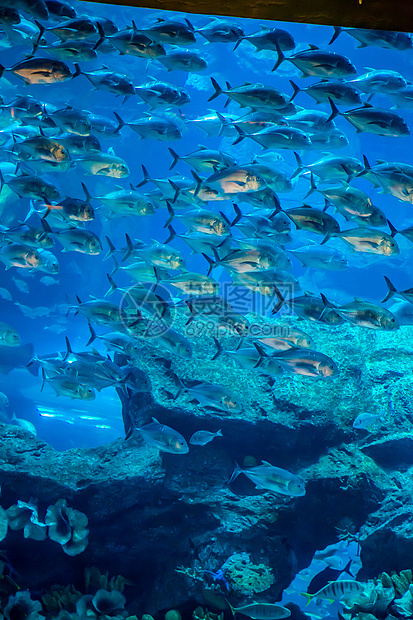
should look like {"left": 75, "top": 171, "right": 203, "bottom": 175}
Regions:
{"left": 92, "top": 590, "right": 126, "bottom": 615}
{"left": 221, "top": 553, "right": 274, "bottom": 596}
{"left": 6, "top": 500, "right": 47, "bottom": 541}
{"left": 45, "top": 499, "right": 89, "bottom": 556}
{"left": 394, "top": 584, "right": 413, "bottom": 617}
{"left": 4, "top": 590, "right": 43, "bottom": 620}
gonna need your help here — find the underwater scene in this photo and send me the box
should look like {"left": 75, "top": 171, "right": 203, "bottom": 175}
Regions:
{"left": 2, "top": 0, "right": 413, "bottom": 619}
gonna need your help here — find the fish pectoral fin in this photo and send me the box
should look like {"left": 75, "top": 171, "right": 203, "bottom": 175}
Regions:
{"left": 369, "top": 121, "right": 389, "bottom": 128}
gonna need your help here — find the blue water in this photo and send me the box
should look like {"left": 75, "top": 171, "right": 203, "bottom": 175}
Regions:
{"left": 0, "top": 0, "right": 413, "bottom": 450}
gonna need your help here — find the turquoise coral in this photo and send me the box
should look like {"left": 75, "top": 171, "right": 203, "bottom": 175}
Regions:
{"left": 221, "top": 553, "right": 275, "bottom": 596}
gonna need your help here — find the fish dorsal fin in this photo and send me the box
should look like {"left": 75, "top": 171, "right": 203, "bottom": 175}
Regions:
{"left": 89, "top": 294, "right": 97, "bottom": 300}
{"left": 197, "top": 144, "right": 207, "bottom": 150}
{"left": 354, "top": 297, "right": 363, "bottom": 302}
{"left": 308, "top": 44, "right": 319, "bottom": 50}
{"left": 92, "top": 347, "right": 100, "bottom": 355}
{"left": 115, "top": 184, "right": 124, "bottom": 190}
{"left": 107, "top": 147, "right": 115, "bottom": 155}
{"left": 152, "top": 417, "right": 160, "bottom": 424}
{"left": 261, "top": 460, "right": 272, "bottom": 466}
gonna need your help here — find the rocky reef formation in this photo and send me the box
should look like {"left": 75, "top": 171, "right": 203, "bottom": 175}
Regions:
{"left": 1, "top": 318, "right": 413, "bottom": 615}
{"left": 0, "top": 393, "right": 405, "bottom": 615}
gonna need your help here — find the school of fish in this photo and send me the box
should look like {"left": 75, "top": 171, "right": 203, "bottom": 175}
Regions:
{"left": 0, "top": 0, "right": 412, "bottom": 513}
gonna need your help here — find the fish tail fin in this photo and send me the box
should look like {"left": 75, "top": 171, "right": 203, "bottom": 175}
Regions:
{"left": 104, "top": 273, "right": 117, "bottom": 297}
{"left": 122, "top": 233, "right": 134, "bottom": 262}
{"left": 327, "top": 97, "right": 339, "bottom": 123}
{"left": 252, "top": 341, "right": 267, "bottom": 368}
{"left": 323, "top": 198, "right": 332, "bottom": 212}
{"left": 109, "top": 255, "right": 119, "bottom": 277}
{"left": 93, "top": 22, "right": 106, "bottom": 50}
{"left": 272, "top": 290, "right": 285, "bottom": 315}
{"left": 291, "top": 151, "right": 303, "bottom": 179}
{"left": 228, "top": 462, "right": 243, "bottom": 484}
{"left": 231, "top": 203, "right": 242, "bottom": 226}
{"left": 41, "top": 219, "right": 52, "bottom": 238}
{"left": 357, "top": 154, "right": 371, "bottom": 178}
{"left": 80, "top": 182, "right": 93, "bottom": 204}
{"left": 215, "top": 110, "right": 230, "bottom": 136}
{"left": 202, "top": 252, "right": 216, "bottom": 277}
{"left": 224, "top": 599, "right": 235, "bottom": 616}
{"left": 0, "top": 64, "right": 4, "bottom": 80}
{"left": 272, "top": 41, "right": 285, "bottom": 72}
{"left": 30, "top": 22, "right": 43, "bottom": 56}
{"left": 164, "top": 224, "right": 176, "bottom": 244}
{"left": 343, "top": 558, "right": 353, "bottom": 577}
{"left": 86, "top": 323, "right": 96, "bottom": 347}
{"left": 382, "top": 276, "right": 397, "bottom": 303}
{"left": 208, "top": 77, "right": 222, "bottom": 101}
{"left": 40, "top": 368, "right": 46, "bottom": 392}
{"left": 304, "top": 172, "right": 317, "bottom": 199}
{"left": 191, "top": 170, "right": 203, "bottom": 197}
{"left": 320, "top": 231, "right": 334, "bottom": 245}
{"left": 328, "top": 25, "right": 342, "bottom": 45}
{"left": 72, "top": 63, "right": 82, "bottom": 80}
{"left": 289, "top": 79, "right": 300, "bottom": 101}
{"left": 185, "top": 300, "right": 196, "bottom": 326}
{"left": 232, "top": 124, "right": 246, "bottom": 145}
{"left": 173, "top": 374, "right": 185, "bottom": 400}
{"left": 24, "top": 200, "right": 37, "bottom": 222}
{"left": 0, "top": 169, "right": 4, "bottom": 192}
{"left": 319, "top": 292, "right": 337, "bottom": 321}
{"left": 63, "top": 336, "right": 72, "bottom": 362}
{"left": 168, "top": 147, "right": 180, "bottom": 170}
{"left": 113, "top": 112, "right": 125, "bottom": 134}
{"left": 211, "top": 336, "right": 223, "bottom": 361}
{"left": 235, "top": 335, "right": 244, "bottom": 351}
{"left": 233, "top": 36, "right": 243, "bottom": 51}
{"left": 300, "top": 592, "right": 314, "bottom": 606}
{"left": 169, "top": 179, "right": 181, "bottom": 204}
{"left": 103, "top": 236, "right": 116, "bottom": 261}
{"left": 388, "top": 220, "right": 399, "bottom": 237}
{"left": 216, "top": 429, "right": 223, "bottom": 436}
{"left": 136, "top": 164, "right": 150, "bottom": 188}
{"left": 164, "top": 202, "right": 175, "bottom": 228}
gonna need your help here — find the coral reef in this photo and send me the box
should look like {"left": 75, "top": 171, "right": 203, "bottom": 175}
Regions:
{"left": 221, "top": 553, "right": 275, "bottom": 596}
{"left": 338, "top": 569, "right": 413, "bottom": 619}
{"left": 1, "top": 314, "right": 413, "bottom": 611}
{"left": 2, "top": 496, "right": 88, "bottom": 555}
{"left": 46, "top": 499, "right": 89, "bottom": 556}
